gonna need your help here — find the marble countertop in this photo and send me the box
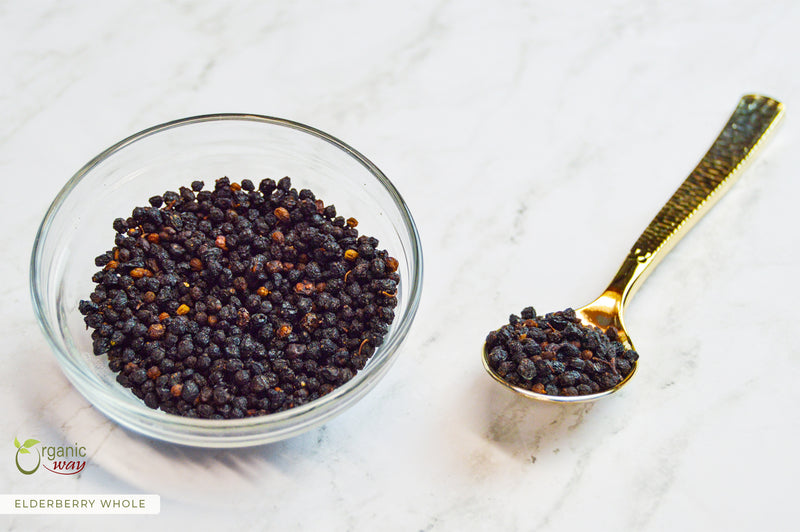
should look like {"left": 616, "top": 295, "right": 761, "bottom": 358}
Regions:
{"left": 2, "top": 1, "right": 799, "bottom": 530}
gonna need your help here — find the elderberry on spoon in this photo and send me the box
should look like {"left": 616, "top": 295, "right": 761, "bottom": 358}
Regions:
{"left": 483, "top": 94, "right": 784, "bottom": 403}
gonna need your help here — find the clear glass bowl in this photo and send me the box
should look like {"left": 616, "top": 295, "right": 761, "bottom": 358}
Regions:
{"left": 30, "top": 115, "right": 423, "bottom": 448}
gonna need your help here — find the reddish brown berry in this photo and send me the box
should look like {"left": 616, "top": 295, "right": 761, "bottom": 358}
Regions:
{"left": 271, "top": 231, "right": 284, "bottom": 244}
{"left": 130, "top": 267, "right": 152, "bottom": 279}
{"left": 237, "top": 308, "right": 250, "bottom": 327}
{"left": 294, "top": 281, "right": 315, "bottom": 295}
{"left": 148, "top": 323, "right": 165, "bottom": 339}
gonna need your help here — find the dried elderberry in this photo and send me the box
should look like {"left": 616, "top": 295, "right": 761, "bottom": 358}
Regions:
{"left": 485, "top": 307, "right": 639, "bottom": 396}
{"left": 79, "top": 177, "right": 401, "bottom": 419}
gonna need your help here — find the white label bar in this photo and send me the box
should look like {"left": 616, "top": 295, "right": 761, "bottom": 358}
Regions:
{"left": 0, "top": 494, "right": 160, "bottom": 514}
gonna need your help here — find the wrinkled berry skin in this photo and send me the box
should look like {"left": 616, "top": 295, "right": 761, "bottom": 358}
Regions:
{"left": 485, "top": 307, "right": 638, "bottom": 396}
{"left": 79, "top": 177, "right": 401, "bottom": 419}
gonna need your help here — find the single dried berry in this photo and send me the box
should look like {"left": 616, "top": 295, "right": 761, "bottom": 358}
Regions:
{"left": 517, "top": 358, "right": 537, "bottom": 380}
{"left": 129, "top": 267, "right": 152, "bottom": 279}
{"left": 148, "top": 323, "right": 165, "bottom": 339}
{"left": 276, "top": 324, "right": 292, "bottom": 338}
{"left": 294, "top": 280, "right": 315, "bottom": 296}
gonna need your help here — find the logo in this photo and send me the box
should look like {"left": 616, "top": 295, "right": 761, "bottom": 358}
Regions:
{"left": 13, "top": 437, "right": 86, "bottom": 476}
{"left": 13, "top": 438, "right": 41, "bottom": 475}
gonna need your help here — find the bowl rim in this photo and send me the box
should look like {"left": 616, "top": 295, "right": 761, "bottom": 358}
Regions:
{"left": 29, "top": 113, "right": 424, "bottom": 447}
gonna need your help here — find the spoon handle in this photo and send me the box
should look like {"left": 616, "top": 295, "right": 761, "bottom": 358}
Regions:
{"left": 607, "top": 94, "right": 784, "bottom": 307}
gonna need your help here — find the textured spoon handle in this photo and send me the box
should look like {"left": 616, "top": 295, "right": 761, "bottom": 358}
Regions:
{"left": 608, "top": 94, "right": 784, "bottom": 304}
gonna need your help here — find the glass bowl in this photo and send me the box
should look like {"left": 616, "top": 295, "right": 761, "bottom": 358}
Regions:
{"left": 30, "top": 114, "right": 423, "bottom": 448}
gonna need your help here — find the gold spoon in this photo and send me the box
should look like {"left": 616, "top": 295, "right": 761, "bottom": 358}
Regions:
{"left": 483, "top": 94, "right": 785, "bottom": 403}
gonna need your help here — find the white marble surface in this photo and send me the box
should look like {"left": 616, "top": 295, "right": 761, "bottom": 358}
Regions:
{"left": 2, "top": 0, "right": 800, "bottom": 530}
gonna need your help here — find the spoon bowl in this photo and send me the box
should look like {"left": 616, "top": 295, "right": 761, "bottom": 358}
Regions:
{"left": 484, "top": 94, "right": 784, "bottom": 403}
{"left": 482, "top": 290, "right": 637, "bottom": 403}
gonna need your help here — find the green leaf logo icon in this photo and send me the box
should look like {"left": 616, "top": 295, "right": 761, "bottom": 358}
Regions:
{"left": 13, "top": 437, "right": 41, "bottom": 475}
